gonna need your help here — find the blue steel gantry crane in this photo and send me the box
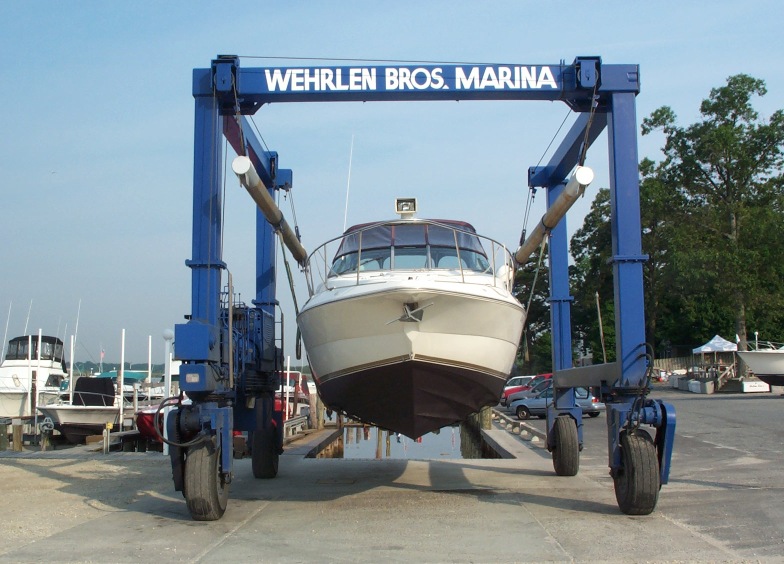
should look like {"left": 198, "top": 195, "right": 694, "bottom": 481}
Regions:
{"left": 165, "top": 55, "right": 676, "bottom": 520}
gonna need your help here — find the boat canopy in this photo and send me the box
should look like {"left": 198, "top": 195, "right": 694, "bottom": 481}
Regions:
{"left": 339, "top": 220, "right": 484, "bottom": 254}
{"left": 331, "top": 220, "right": 491, "bottom": 275}
{"left": 4, "top": 335, "right": 65, "bottom": 364}
{"left": 95, "top": 370, "right": 152, "bottom": 383}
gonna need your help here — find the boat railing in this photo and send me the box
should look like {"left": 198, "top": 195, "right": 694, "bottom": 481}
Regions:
{"left": 54, "top": 389, "right": 149, "bottom": 409}
{"left": 304, "top": 220, "right": 516, "bottom": 296}
{"left": 751, "top": 340, "right": 784, "bottom": 351}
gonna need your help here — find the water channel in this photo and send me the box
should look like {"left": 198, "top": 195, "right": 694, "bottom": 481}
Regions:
{"left": 312, "top": 423, "right": 500, "bottom": 460}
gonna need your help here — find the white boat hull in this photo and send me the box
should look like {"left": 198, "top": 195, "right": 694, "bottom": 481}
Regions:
{"left": 36, "top": 404, "right": 120, "bottom": 443}
{"left": 0, "top": 363, "right": 65, "bottom": 419}
{"left": 0, "top": 390, "right": 62, "bottom": 419}
{"left": 298, "top": 278, "right": 524, "bottom": 437}
{"left": 737, "top": 350, "right": 784, "bottom": 386}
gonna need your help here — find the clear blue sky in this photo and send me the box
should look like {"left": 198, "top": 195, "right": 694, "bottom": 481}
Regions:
{"left": 1, "top": 1, "right": 781, "bottom": 365}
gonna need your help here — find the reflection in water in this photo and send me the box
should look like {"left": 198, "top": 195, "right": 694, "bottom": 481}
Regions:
{"left": 314, "top": 423, "right": 499, "bottom": 460}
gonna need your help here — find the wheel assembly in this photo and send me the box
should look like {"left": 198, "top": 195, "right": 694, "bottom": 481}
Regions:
{"left": 551, "top": 415, "right": 580, "bottom": 476}
{"left": 183, "top": 436, "right": 229, "bottom": 521}
{"left": 613, "top": 429, "right": 660, "bottom": 515}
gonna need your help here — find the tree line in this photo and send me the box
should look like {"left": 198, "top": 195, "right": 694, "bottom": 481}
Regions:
{"left": 515, "top": 74, "right": 784, "bottom": 374}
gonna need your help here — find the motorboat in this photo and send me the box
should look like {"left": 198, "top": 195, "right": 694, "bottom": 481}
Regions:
{"left": 36, "top": 376, "right": 121, "bottom": 443}
{"left": 0, "top": 335, "right": 67, "bottom": 419}
{"left": 297, "top": 199, "right": 525, "bottom": 438}
{"left": 737, "top": 347, "right": 784, "bottom": 386}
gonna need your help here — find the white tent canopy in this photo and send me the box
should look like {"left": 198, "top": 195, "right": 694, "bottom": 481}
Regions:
{"left": 692, "top": 334, "right": 738, "bottom": 354}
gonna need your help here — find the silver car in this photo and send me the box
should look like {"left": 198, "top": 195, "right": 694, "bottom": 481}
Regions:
{"left": 509, "top": 386, "right": 604, "bottom": 420}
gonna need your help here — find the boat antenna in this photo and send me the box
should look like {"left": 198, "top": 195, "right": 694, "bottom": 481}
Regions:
{"left": 2, "top": 301, "right": 11, "bottom": 359}
{"left": 23, "top": 299, "right": 32, "bottom": 336}
{"left": 343, "top": 134, "right": 355, "bottom": 233}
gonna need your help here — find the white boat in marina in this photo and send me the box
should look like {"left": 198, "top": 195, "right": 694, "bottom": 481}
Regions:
{"left": 737, "top": 347, "right": 784, "bottom": 386}
{"left": 297, "top": 199, "right": 525, "bottom": 437}
{"left": 36, "top": 376, "right": 123, "bottom": 443}
{"left": 0, "top": 335, "right": 67, "bottom": 419}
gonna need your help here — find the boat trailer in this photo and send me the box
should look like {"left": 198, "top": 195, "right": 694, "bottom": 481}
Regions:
{"left": 169, "top": 55, "right": 675, "bottom": 519}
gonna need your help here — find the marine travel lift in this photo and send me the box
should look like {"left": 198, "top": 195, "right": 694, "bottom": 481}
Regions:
{"left": 167, "top": 55, "right": 675, "bottom": 520}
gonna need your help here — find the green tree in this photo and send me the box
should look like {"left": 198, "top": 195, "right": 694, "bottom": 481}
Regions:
{"left": 642, "top": 74, "right": 784, "bottom": 350}
{"left": 513, "top": 247, "right": 552, "bottom": 373}
{"left": 569, "top": 187, "right": 615, "bottom": 362}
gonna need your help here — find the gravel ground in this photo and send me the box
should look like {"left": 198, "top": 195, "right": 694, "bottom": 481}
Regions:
{"left": 0, "top": 451, "right": 173, "bottom": 555}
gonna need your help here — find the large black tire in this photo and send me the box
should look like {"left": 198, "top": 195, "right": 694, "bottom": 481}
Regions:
{"left": 614, "top": 429, "right": 660, "bottom": 515}
{"left": 252, "top": 427, "right": 279, "bottom": 479}
{"left": 552, "top": 415, "right": 580, "bottom": 476}
{"left": 516, "top": 406, "right": 531, "bottom": 420}
{"left": 183, "top": 437, "right": 229, "bottom": 521}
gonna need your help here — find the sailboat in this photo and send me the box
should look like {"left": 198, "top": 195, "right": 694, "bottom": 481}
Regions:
{"left": 297, "top": 199, "right": 525, "bottom": 438}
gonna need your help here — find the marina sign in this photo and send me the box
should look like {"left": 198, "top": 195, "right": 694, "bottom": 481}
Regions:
{"left": 198, "top": 57, "right": 638, "bottom": 107}
{"left": 261, "top": 65, "right": 560, "bottom": 93}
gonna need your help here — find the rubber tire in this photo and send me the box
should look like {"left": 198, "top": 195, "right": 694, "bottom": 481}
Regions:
{"left": 516, "top": 406, "right": 531, "bottom": 420}
{"left": 588, "top": 412, "right": 600, "bottom": 418}
{"left": 552, "top": 415, "right": 580, "bottom": 476}
{"left": 183, "top": 437, "right": 229, "bottom": 521}
{"left": 252, "top": 427, "right": 279, "bottom": 479}
{"left": 614, "top": 429, "right": 660, "bottom": 515}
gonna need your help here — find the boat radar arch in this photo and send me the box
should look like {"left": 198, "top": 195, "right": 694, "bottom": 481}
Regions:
{"left": 395, "top": 197, "right": 417, "bottom": 218}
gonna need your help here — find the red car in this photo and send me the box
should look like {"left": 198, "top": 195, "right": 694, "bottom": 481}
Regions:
{"left": 500, "top": 373, "right": 552, "bottom": 406}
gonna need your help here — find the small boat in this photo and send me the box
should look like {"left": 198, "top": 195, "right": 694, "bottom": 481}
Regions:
{"left": 737, "top": 347, "right": 784, "bottom": 386}
{"left": 0, "top": 335, "right": 67, "bottom": 419}
{"left": 297, "top": 199, "right": 525, "bottom": 437}
{"left": 36, "top": 376, "right": 120, "bottom": 443}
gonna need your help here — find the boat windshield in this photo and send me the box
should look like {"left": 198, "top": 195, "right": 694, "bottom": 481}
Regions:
{"left": 4, "top": 336, "right": 65, "bottom": 362}
{"left": 329, "top": 222, "right": 490, "bottom": 276}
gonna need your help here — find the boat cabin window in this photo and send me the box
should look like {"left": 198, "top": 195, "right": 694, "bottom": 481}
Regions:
{"left": 45, "top": 374, "right": 64, "bottom": 388}
{"left": 4, "top": 337, "right": 65, "bottom": 361}
{"left": 329, "top": 221, "right": 490, "bottom": 276}
{"left": 393, "top": 247, "right": 428, "bottom": 269}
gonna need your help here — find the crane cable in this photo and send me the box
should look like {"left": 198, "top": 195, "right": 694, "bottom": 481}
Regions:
{"left": 518, "top": 80, "right": 600, "bottom": 363}
{"left": 517, "top": 108, "right": 570, "bottom": 362}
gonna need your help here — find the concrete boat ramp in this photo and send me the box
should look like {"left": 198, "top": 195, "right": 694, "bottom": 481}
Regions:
{"left": 2, "top": 397, "right": 780, "bottom": 564}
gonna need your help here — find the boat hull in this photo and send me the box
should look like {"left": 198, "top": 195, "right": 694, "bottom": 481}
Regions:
{"left": 298, "top": 283, "right": 524, "bottom": 437}
{"left": 317, "top": 358, "right": 506, "bottom": 438}
{"left": 135, "top": 406, "right": 162, "bottom": 443}
{"left": 0, "top": 363, "right": 66, "bottom": 419}
{"left": 737, "top": 351, "right": 784, "bottom": 386}
{"left": 37, "top": 405, "right": 120, "bottom": 444}
{"left": 0, "top": 390, "right": 62, "bottom": 419}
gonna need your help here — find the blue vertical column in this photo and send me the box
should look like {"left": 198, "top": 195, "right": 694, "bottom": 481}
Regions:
{"left": 189, "top": 96, "right": 224, "bottom": 325}
{"left": 255, "top": 187, "right": 278, "bottom": 369}
{"left": 547, "top": 182, "right": 573, "bottom": 372}
{"left": 546, "top": 180, "right": 581, "bottom": 447}
{"left": 256, "top": 205, "right": 277, "bottom": 309}
{"left": 607, "top": 92, "right": 647, "bottom": 387}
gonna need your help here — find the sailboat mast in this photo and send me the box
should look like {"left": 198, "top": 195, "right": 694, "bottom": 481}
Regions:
{"left": 1, "top": 301, "right": 10, "bottom": 360}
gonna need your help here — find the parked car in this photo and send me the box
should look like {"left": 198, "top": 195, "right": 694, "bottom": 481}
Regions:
{"left": 506, "top": 378, "right": 552, "bottom": 406}
{"left": 509, "top": 386, "right": 604, "bottom": 420}
{"left": 499, "top": 375, "right": 535, "bottom": 405}
{"left": 500, "top": 373, "right": 552, "bottom": 406}
{"left": 504, "top": 375, "right": 535, "bottom": 391}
